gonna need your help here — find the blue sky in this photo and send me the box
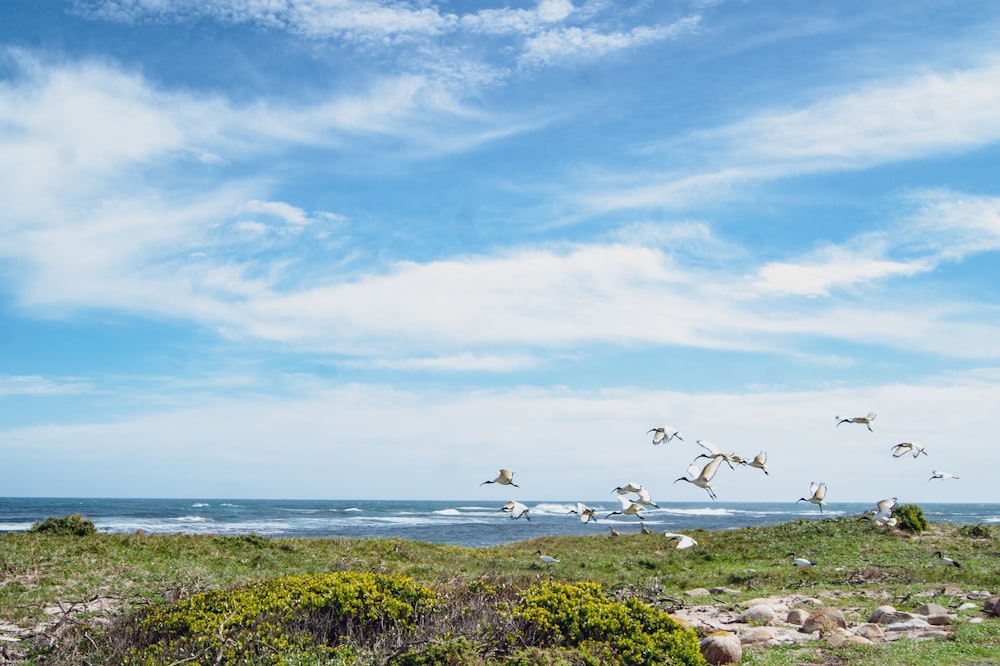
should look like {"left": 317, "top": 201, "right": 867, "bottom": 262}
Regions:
{"left": 2, "top": 0, "right": 999, "bottom": 503}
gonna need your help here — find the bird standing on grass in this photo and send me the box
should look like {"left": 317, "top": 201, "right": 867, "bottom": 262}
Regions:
{"left": 648, "top": 426, "right": 683, "bottom": 444}
{"left": 934, "top": 551, "right": 961, "bottom": 567}
{"left": 481, "top": 469, "right": 519, "bottom": 487}
{"left": 534, "top": 550, "right": 559, "bottom": 565}
{"left": 499, "top": 500, "right": 530, "bottom": 520}
{"left": 608, "top": 525, "right": 621, "bottom": 537}
{"left": 836, "top": 412, "right": 876, "bottom": 431}
{"left": 675, "top": 455, "right": 724, "bottom": 500}
{"left": 640, "top": 522, "right": 652, "bottom": 535}
{"left": 788, "top": 553, "right": 817, "bottom": 568}
{"left": 797, "top": 481, "right": 827, "bottom": 512}
{"left": 890, "top": 442, "right": 927, "bottom": 458}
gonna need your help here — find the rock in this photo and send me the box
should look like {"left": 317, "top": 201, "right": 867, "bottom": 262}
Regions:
{"left": 886, "top": 617, "right": 931, "bottom": 632}
{"left": 699, "top": 631, "right": 742, "bottom": 665}
{"left": 984, "top": 595, "right": 1000, "bottom": 616}
{"left": 685, "top": 588, "right": 711, "bottom": 597}
{"left": 740, "top": 627, "right": 777, "bottom": 645}
{"left": 927, "top": 614, "right": 953, "bottom": 626}
{"left": 967, "top": 590, "right": 993, "bottom": 599}
{"left": 969, "top": 617, "right": 984, "bottom": 624}
{"left": 710, "top": 587, "right": 740, "bottom": 595}
{"left": 918, "top": 630, "right": 950, "bottom": 639}
{"left": 786, "top": 608, "right": 810, "bottom": 625}
{"left": 826, "top": 628, "right": 871, "bottom": 647}
{"left": 914, "top": 602, "right": 949, "bottom": 616}
{"left": 854, "top": 623, "right": 883, "bottom": 640}
{"left": 868, "top": 605, "right": 896, "bottom": 623}
{"left": 802, "top": 608, "right": 846, "bottom": 634}
{"left": 738, "top": 604, "right": 777, "bottom": 625}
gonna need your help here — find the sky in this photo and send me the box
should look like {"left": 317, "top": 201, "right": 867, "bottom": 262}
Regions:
{"left": 1, "top": 0, "right": 999, "bottom": 503}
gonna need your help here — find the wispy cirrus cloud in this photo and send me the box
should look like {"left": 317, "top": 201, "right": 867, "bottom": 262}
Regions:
{"left": 583, "top": 57, "right": 1000, "bottom": 212}
{"left": 0, "top": 374, "right": 92, "bottom": 396}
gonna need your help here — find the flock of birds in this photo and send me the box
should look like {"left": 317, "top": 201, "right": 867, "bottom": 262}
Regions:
{"left": 481, "top": 410, "right": 965, "bottom": 567}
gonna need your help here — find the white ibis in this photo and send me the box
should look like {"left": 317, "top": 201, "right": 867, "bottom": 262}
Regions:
{"left": 745, "top": 451, "right": 768, "bottom": 475}
{"left": 694, "top": 439, "right": 737, "bottom": 469}
{"left": 481, "top": 469, "right": 519, "bottom": 487}
{"left": 606, "top": 494, "right": 646, "bottom": 519}
{"left": 634, "top": 486, "right": 659, "bottom": 508}
{"left": 569, "top": 502, "right": 598, "bottom": 523}
{"left": 612, "top": 482, "right": 644, "bottom": 495}
{"left": 787, "top": 552, "right": 816, "bottom": 568}
{"left": 664, "top": 532, "right": 698, "bottom": 549}
{"left": 674, "top": 455, "right": 724, "bottom": 500}
{"left": 836, "top": 412, "right": 876, "bottom": 431}
{"left": 929, "top": 470, "right": 959, "bottom": 481}
{"left": 499, "top": 500, "right": 530, "bottom": 520}
{"left": 534, "top": 550, "right": 559, "bottom": 565}
{"left": 797, "top": 481, "right": 827, "bottom": 512}
{"left": 890, "top": 442, "right": 927, "bottom": 458}
{"left": 934, "top": 551, "right": 961, "bottom": 567}
{"left": 648, "top": 426, "right": 683, "bottom": 444}
{"left": 870, "top": 497, "right": 897, "bottom": 527}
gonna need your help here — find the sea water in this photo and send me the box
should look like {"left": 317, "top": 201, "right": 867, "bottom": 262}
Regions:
{"left": 1, "top": 498, "right": 997, "bottom": 547}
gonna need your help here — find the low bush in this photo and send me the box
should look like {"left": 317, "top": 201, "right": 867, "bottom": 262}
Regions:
{"left": 894, "top": 503, "right": 928, "bottom": 533}
{"left": 28, "top": 514, "right": 97, "bottom": 536}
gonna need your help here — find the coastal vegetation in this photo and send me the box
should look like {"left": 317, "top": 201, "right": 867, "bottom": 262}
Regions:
{"left": 0, "top": 514, "right": 997, "bottom": 664}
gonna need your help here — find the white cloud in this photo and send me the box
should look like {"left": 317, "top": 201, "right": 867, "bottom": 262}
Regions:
{"left": 0, "top": 375, "right": 92, "bottom": 396}
{"left": 519, "top": 16, "right": 700, "bottom": 66}
{"left": 3, "top": 372, "right": 998, "bottom": 500}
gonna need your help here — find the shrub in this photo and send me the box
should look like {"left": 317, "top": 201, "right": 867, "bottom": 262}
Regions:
{"left": 894, "top": 503, "right": 928, "bottom": 533}
{"left": 513, "top": 580, "right": 706, "bottom": 666}
{"left": 28, "top": 514, "right": 97, "bottom": 536}
{"left": 117, "top": 571, "right": 436, "bottom": 664}
{"left": 958, "top": 524, "right": 991, "bottom": 539}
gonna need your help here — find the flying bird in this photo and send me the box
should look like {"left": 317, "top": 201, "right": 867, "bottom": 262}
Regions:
{"left": 612, "top": 482, "right": 644, "bottom": 495}
{"left": 499, "top": 500, "right": 530, "bottom": 521}
{"left": 890, "top": 442, "right": 927, "bottom": 458}
{"left": 797, "top": 481, "right": 827, "bottom": 512}
{"left": 569, "top": 502, "right": 598, "bottom": 523}
{"left": 934, "top": 551, "right": 961, "bottom": 568}
{"left": 674, "top": 455, "right": 724, "bottom": 500}
{"left": 787, "top": 552, "right": 817, "bottom": 568}
{"left": 606, "top": 494, "right": 647, "bottom": 519}
{"left": 870, "top": 497, "right": 898, "bottom": 528}
{"left": 534, "top": 550, "right": 559, "bottom": 565}
{"left": 836, "top": 412, "right": 876, "bottom": 431}
{"left": 648, "top": 426, "right": 683, "bottom": 444}
{"left": 664, "top": 532, "right": 698, "bottom": 549}
{"left": 481, "top": 469, "right": 519, "bottom": 487}
{"left": 929, "top": 470, "right": 959, "bottom": 481}
{"left": 694, "top": 440, "right": 737, "bottom": 469}
{"left": 744, "top": 451, "right": 769, "bottom": 475}
{"left": 634, "top": 486, "right": 659, "bottom": 508}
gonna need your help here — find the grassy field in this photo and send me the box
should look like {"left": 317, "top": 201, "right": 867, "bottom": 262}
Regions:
{"left": 1, "top": 516, "right": 998, "bottom": 664}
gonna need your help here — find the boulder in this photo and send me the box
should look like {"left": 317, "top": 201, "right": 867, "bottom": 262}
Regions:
{"left": 854, "top": 623, "right": 884, "bottom": 640}
{"left": 685, "top": 588, "right": 711, "bottom": 597}
{"left": 738, "top": 604, "right": 776, "bottom": 625}
{"left": 786, "top": 608, "right": 810, "bottom": 625}
{"left": 699, "top": 631, "right": 742, "bottom": 665}
{"left": 826, "top": 628, "right": 871, "bottom": 647}
{"left": 984, "top": 595, "right": 1000, "bottom": 616}
{"left": 740, "top": 627, "right": 777, "bottom": 645}
{"left": 914, "top": 602, "right": 950, "bottom": 617}
{"left": 886, "top": 617, "right": 931, "bottom": 632}
{"left": 867, "top": 605, "right": 896, "bottom": 623}
{"left": 801, "top": 608, "right": 846, "bottom": 634}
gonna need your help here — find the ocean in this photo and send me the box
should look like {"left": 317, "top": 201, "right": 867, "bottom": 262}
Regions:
{"left": 2, "top": 498, "right": 997, "bottom": 547}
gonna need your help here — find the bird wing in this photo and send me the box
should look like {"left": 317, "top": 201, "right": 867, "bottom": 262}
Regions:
{"left": 701, "top": 455, "right": 723, "bottom": 481}
{"left": 875, "top": 497, "right": 897, "bottom": 513}
{"left": 890, "top": 443, "right": 908, "bottom": 457}
{"left": 866, "top": 412, "right": 876, "bottom": 421}
{"left": 697, "top": 439, "right": 722, "bottom": 456}
{"left": 755, "top": 451, "right": 767, "bottom": 465}
{"left": 815, "top": 482, "right": 827, "bottom": 500}
{"left": 636, "top": 487, "right": 653, "bottom": 504}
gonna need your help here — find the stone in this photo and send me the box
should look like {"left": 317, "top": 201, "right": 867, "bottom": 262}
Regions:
{"left": 710, "top": 587, "right": 740, "bottom": 595}
{"left": 786, "top": 608, "right": 810, "bottom": 625}
{"left": 886, "top": 617, "right": 931, "bottom": 631}
{"left": 984, "top": 595, "right": 1000, "bottom": 616}
{"left": 826, "top": 628, "right": 871, "bottom": 647}
{"left": 967, "top": 590, "right": 993, "bottom": 599}
{"left": 738, "top": 604, "right": 777, "bottom": 625}
{"left": 740, "top": 627, "right": 777, "bottom": 645}
{"left": 855, "top": 623, "right": 884, "bottom": 640}
{"left": 867, "top": 605, "right": 896, "bottom": 623}
{"left": 685, "top": 588, "right": 711, "bottom": 597}
{"left": 926, "top": 614, "right": 953, "bottom": 626}
{"left": 801, "top": 608, "right": 846, "bottom": 634}
{"left": 918, "top": 630, "right": 950, "bottom": 639}
{"left": 957, "top": 602, "right": 978, "bottom": 611}
{"left": 699, "top": 631, "right": 742, "bottom": 665}
{"left": 914, "top": 602, "right": 950, "bottom": 616}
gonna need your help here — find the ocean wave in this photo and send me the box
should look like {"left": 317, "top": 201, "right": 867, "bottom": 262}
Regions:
{"left": 344, "top": 507, "right": 362, "bottom": 512}
{"left": 191, "top": 503, "right": 210, "bottom": 508}
{"left": 658, "top": 507, "right": 735, "bottom": 516}
{"left": 433, "top": 508, "right": 462, "bottom": 516}
{"left": 173, "top": 515, "right": 210, "bottom": 522}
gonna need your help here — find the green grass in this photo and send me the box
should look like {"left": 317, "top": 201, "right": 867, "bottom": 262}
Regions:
{"left": 1, "top": 516, "right": 997, "bottom": 664}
